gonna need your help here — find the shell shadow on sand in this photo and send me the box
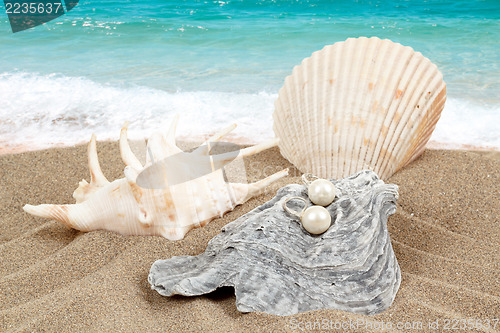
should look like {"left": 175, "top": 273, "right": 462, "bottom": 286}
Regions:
{"left": 149, "top": 170, "right": 401, "bottom": 316}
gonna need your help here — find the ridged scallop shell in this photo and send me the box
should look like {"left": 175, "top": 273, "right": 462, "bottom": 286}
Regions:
{"left": 273, "top": 37, "right": 446, "bottom": 179}
{"left": 23, "top": 116, "right": 288, "bottom": 240}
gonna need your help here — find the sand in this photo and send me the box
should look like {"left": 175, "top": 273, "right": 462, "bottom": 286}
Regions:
{"left": 0, "top": 143, "right": 499, "bottom": 332}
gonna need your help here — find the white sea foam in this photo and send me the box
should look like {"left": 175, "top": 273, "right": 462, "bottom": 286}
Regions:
{"left": 0, "top": 72, "right": 498, "bottom": 152}
{"left": 0, "top": 72, "right": 277, "bottom": 150}
{"left": 430, "top": 98, "right": 500, "bottom": 150}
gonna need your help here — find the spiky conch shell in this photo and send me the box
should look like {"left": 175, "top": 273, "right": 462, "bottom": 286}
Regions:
{"left": 273, "top": 36, "right": 446, "bottom": 180}
{"left": 24, "top": 116, "right": 288, "bottom": 240}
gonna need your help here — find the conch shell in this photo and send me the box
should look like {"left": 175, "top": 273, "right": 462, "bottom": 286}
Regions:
{"left": 24, "top": 116, "right": 288, "bottom": 240}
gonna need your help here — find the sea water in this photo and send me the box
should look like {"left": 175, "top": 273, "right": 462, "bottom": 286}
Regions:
{"left": 0, "top": 0, "right": 499, "bottom": 150}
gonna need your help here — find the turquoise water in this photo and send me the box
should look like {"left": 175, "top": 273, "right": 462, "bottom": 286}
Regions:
{"left": 0, "top": 0, "right": 499, "bottom": 149}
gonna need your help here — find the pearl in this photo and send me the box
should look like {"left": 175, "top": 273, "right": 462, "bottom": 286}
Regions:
{"left": 301, "top": 206, "right": 331, "bottom": 235}
{"left": 308, "top": 179, "right": 337, "bottom": 206}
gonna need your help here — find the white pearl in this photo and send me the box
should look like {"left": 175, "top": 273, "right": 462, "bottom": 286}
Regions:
{"left": 308, "top": 179, "right": 336, "bottom": 206}
{"left": 301, "top": 206, "right": 331, "bottom": 235}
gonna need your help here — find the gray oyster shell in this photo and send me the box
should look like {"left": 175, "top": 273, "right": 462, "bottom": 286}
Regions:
{"left": 149, "top": 170, "right": 401, "bottom": 316}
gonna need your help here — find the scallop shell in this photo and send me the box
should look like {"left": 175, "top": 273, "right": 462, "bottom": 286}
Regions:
{"left": 23, "top": 116, "right": 288, "bottom": 240}
{"left": 273, "top": 37, "right": 446, "bottom": 179}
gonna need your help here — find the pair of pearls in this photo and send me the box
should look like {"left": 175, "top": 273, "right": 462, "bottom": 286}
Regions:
{"left": 283, "top": 174, "right": 337, "bottom": 235}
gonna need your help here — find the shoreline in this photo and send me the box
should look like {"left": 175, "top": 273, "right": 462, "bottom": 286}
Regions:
{"left": 1, "top": 138, "right": 499, "bottom": 156}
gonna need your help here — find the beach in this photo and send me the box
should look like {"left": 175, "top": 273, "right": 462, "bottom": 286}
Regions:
{"left": 1, "top": 1, "right": 499, "bottom": 331}
{"left": 1, "top": 144, "right": 498, "bottom": 332}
